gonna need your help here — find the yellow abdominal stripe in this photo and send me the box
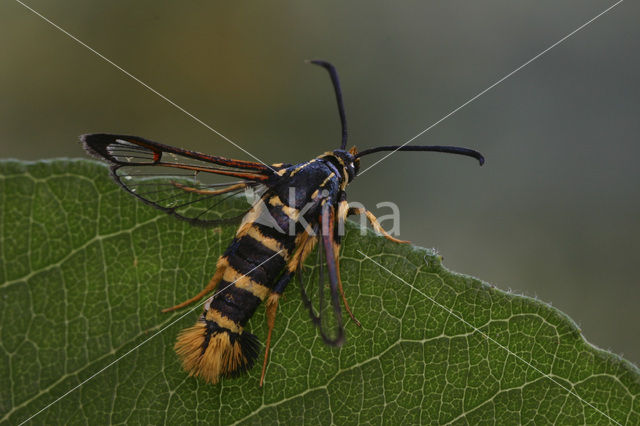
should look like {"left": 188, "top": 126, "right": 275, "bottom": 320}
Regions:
{"left": 267, "top": 195, "right": 300, "bottom": 221}
{"left": 246, "top": 226, "right": 286, "bottom": 256}
{"left": 222, "top": 264, "right": 272, "bottom": 301}
{"left": 174, "top": 321, "right": 248, "bottom": 384}
{"left": 205, "top": 309, "right": 242, "bottom": 334}
{"left": 234, "top": 273, "right": 271, "bottom": 300}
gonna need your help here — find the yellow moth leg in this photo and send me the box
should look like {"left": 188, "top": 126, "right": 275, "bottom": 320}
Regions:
{"left": 162, "top": 257, "right": 228, "bottom": 313}
{"left": 260, "top": 293, "right": 281, "bottom": 387}
{"left": 348, "top": 207, "right": 409, "bottom": 244}
{"left": 334, "top": 251, "right": 361, "bottom": 327}
{"left": 169, "top": 181, "right": 247, "bottom": 195}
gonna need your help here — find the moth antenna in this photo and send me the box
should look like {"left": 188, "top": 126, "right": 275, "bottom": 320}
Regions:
{"left": 356, "top": 145, "right": 485, "bottom": 166}
{"left": 306, "top": 60, "right": 348, "bottom": 150}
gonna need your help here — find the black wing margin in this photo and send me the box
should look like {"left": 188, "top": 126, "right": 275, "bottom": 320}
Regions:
{"left": 81, "top": 133, "right": 275, "bottom": 225}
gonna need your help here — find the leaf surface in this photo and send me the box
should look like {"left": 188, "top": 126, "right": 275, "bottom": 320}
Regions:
{"left": 1, "top": 159, "right": 639, "bottom": 425}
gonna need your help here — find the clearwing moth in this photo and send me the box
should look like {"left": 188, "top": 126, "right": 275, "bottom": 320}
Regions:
{"left": 82, "top": 60, "right": 484, "bottom": 386}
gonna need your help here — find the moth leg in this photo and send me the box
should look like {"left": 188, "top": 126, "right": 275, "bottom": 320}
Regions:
{"left": 333, "top": 250, "right": 361, "bottom": 327}
{"left": 335, "top": 200, "right": 361, "bottom": 327}
{"left": 161, "top": 257, "right": 228, "bottom": 312}
{"left": 169, "top": 181, "right": 247, "bottom": 195}
{"left": 260, "top": 271, "right": 293, "bottom": 387}
{"left": 347, "top": 207, "right": 409, "bottom": 244}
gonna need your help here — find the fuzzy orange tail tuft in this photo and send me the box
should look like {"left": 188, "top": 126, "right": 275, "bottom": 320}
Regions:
{"left": 174, "top": 321, "right": 259, "bottom": 384}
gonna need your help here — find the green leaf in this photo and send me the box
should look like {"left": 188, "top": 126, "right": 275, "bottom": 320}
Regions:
{"left": 1, "top": 159, "right": 639, "bottom": 425}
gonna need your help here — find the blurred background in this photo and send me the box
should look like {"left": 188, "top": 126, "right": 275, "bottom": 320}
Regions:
{"left": 1, "top": 1, "right": 638, "bottom": 364}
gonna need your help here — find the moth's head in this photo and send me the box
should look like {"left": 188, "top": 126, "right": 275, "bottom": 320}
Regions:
{"left": 329, "top": 147, "right": 360, "bottom": 183}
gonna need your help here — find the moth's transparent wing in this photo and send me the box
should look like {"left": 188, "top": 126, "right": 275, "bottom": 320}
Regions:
{"left": 298, "top": 204, "right": 345, "bottom": 346}
{"left": 82, "top": 133, "right": 274, "bottom": 225}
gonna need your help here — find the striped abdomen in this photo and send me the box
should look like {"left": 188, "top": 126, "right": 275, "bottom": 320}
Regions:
{"left": 174, "top": 202, "right": 297, "bottom": 383}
